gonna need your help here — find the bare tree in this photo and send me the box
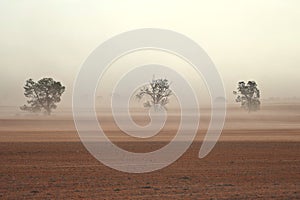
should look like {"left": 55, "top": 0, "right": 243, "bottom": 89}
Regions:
{"left": 136, "top": 77, "right": 172, "bottom": 110}
{"left": 233, "top": 80, "right": 260, "bottom": 112}
{"left": 20, "top": 78, "right": 65, "bottom": 115}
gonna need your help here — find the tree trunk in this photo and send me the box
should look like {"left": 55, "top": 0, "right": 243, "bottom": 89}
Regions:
{"left": 45, "top": 108, "right": 51, "bottom": 115}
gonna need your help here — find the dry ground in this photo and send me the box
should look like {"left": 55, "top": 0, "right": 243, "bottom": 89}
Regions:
{"left": 0, "top": 103, "right": 299, "bottom": 199}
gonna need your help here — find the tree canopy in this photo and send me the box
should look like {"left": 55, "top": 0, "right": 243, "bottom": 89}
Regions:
{"left": 20, "top": 78, "right": 65, "bottom": 115}
{"left": 136, "top": 78, "right": 172, "bottom": 110}
{"left": 233, "top": 80, "right": 260, "bottom": 112}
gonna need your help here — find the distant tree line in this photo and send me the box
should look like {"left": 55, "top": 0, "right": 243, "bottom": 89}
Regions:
{"left": 20, "top": 76, "right": 260, "bottom": 115}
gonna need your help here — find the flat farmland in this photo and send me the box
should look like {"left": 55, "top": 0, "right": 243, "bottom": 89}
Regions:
{"left": 0, "top": 104, "right": 299, "bottom": 199}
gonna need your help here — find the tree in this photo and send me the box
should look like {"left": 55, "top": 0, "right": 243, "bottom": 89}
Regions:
{"left": 20, "top": 78, "right": 65, "bottom": 115}
{"left": 233, "top": 80, "right": 260, "bottom": 112}
{"left": 136, "top": 77, "right": 172, "bottom": 110}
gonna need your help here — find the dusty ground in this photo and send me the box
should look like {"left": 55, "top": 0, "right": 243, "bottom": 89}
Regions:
{"left": 0, "top": 103, "right": 299, "bottom": 199}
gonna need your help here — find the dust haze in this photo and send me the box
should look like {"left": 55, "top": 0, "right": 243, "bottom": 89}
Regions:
{"left": 0, "top": 0, "right": 300, "bottom": 112}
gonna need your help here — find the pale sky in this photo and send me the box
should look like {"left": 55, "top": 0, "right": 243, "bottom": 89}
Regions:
{"left": 0, "top": 0, "right": 300, "bottom": 108}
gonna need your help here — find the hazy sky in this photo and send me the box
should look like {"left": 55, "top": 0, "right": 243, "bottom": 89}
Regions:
{"left": 0, "top": 0, "right": 300, "bottom": 108}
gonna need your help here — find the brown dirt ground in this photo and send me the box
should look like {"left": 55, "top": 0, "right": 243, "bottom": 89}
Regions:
{"left": 0, "top": 104, "right": 299, "bottom": 199}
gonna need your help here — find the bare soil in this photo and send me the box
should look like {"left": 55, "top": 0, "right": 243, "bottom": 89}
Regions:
{"left": 0, "top": 104, "right": 299, "bottom": 199}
